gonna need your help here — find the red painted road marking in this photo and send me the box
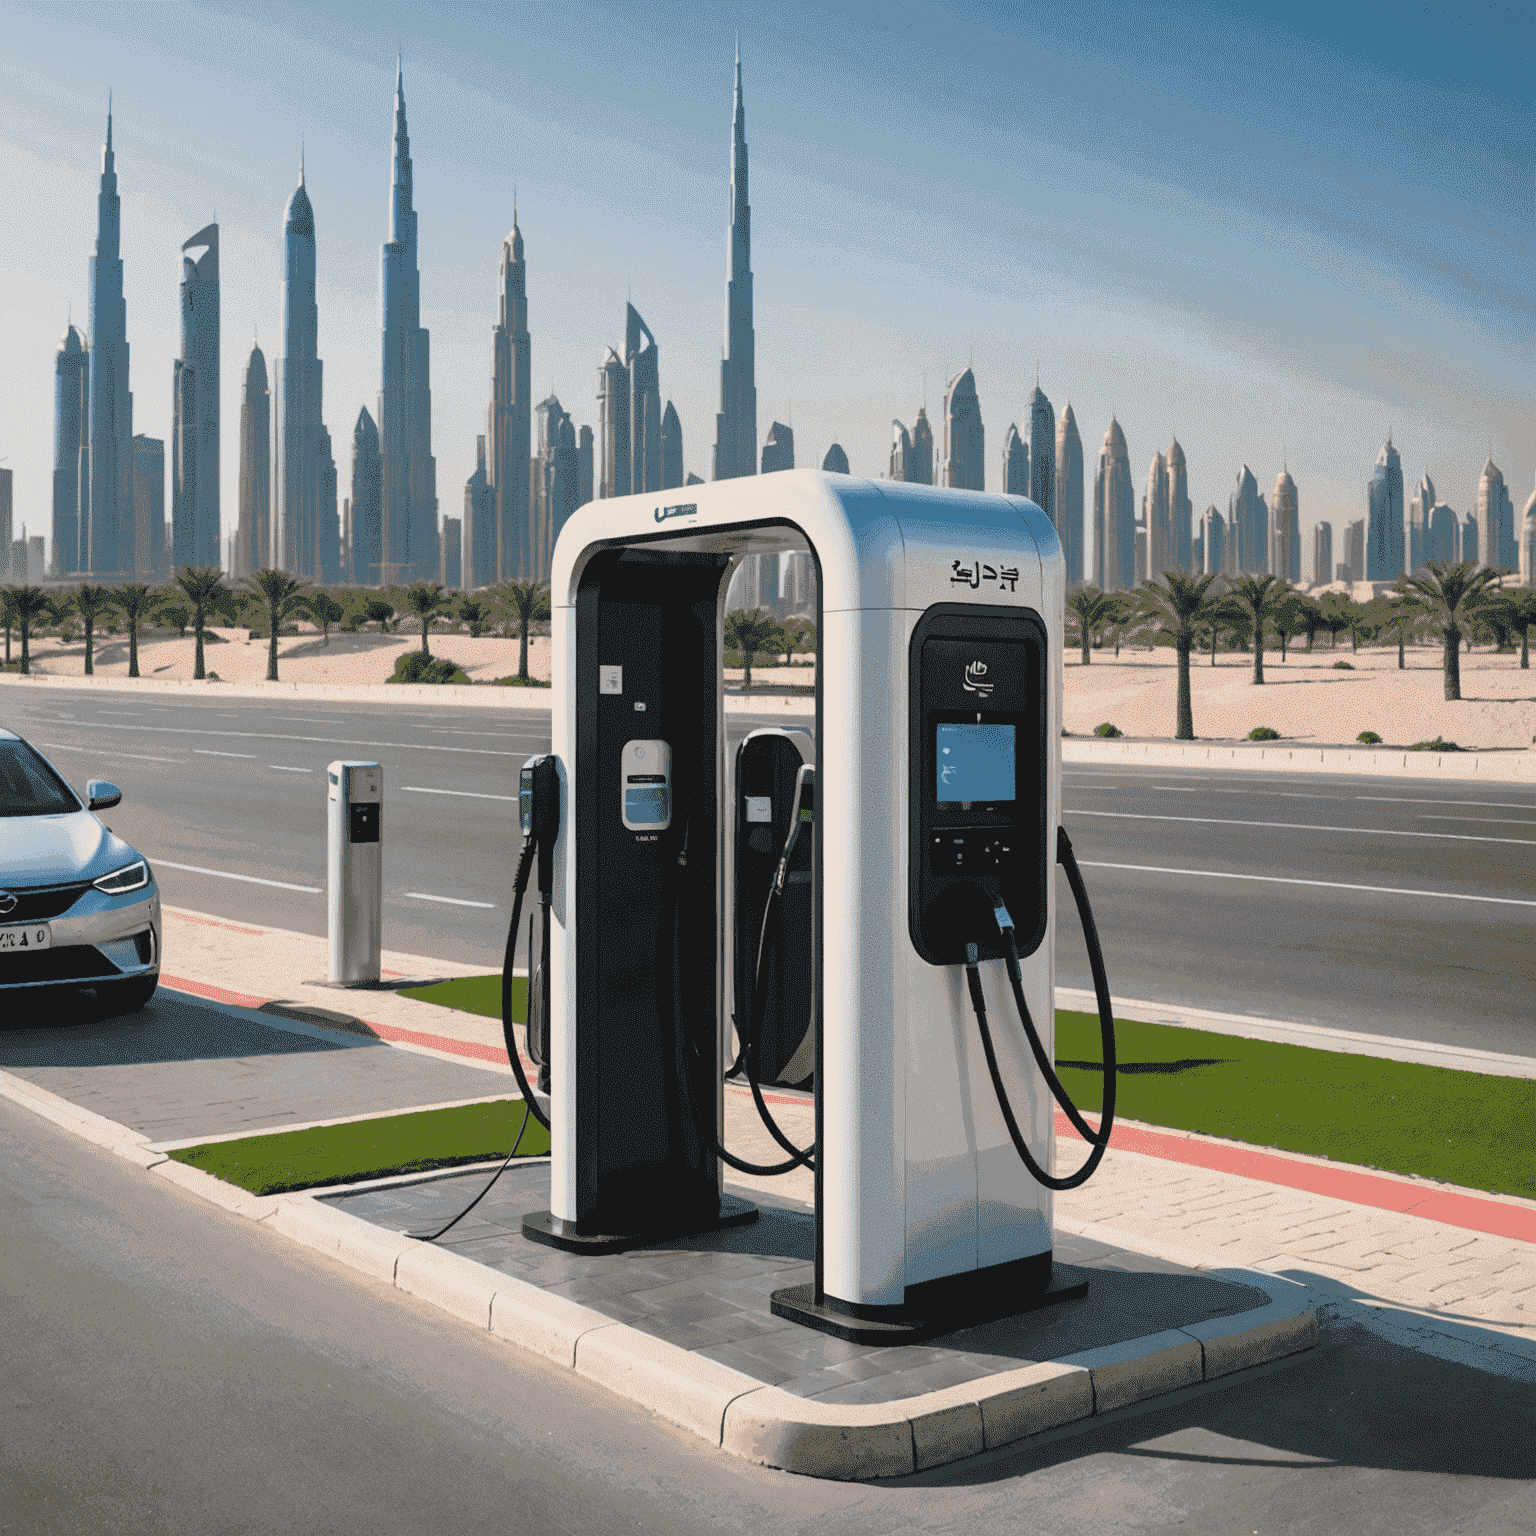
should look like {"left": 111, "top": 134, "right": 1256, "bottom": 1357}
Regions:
{"left": 160, "top": 979, "right": 1532, "bottom": 1246}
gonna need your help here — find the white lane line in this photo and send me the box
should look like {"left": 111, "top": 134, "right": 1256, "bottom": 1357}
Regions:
{"left": 42, "top": 742, "right": 85, "bottom": 751}
{"left": 1277, "top": 792, "right": 1332, "bottom": 799}
{"left": 401, "top": 785, "right": 516, "bottom": 802}
{"left": 1065, "top": 808, "right": 1536, "bottom": 846}
{"left": 195, "top": 749, "right": 256, "bottom": 759}
{"left": 1424, "top": 815, "right": 1536, "bottom": 826}
{"left": 1151, "top": 786, "right": 1199, "bottom": 792}
{"left": 1359, "top": 797, "right": 1534, "bottom": 810}
{"left": 404, "top": 891, "right": 496, "bottom": 909}
{"left": 115, "top": 752, "right": 186, "bottom": 764}
{"left": 153, "top": 859, "right": 321, "bottom": 894}
{"left": 270, "top": 765, "right": 313, "bottom": 773}
{"left": 1076, "top": 860, "right": 1536, "bottom": 909}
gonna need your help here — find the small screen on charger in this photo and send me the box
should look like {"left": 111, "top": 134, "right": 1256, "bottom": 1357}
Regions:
{"left": 936, "top": 723, "right": 1015, "bottom": 803}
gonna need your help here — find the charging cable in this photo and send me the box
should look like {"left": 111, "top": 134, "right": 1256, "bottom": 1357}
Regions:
{"left": 963, "top": 825, "right": 1118, "bottom": 1191}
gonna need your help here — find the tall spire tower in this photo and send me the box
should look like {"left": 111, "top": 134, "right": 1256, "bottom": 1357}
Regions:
{"left": 87, "top": 97, "right": 134, "bottom": 573}
{"left": 378, "top": 60, "right": 438, "bottom": 580}
{"left": 712, "top": 47, "right": 757, "bottom": 481}
{"left": 487, "top": 205, "right": 530, "bottom": 580}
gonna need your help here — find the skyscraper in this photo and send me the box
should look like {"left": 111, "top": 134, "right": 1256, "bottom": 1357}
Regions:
{"left": 1427, "top": 503, "right": 1459, "bottom": 565}
{"left": 1144, "top": 450, "right": 1169, "bottom": 578}
{"left": 661, "top": 402, "right": 683, "bottom": 489}
{"left": 1201, "top": 505, "right": 1225, "bottom": 576}
{"left": 235, "top": 344, "right": 270, "bottom": 577}
{"left": 1475, "top": 457, "right": 1514, "bottom": 572}
{"left": 0, "top": 470, "right": 10, "bottom": 574}
{"left": 1056, "top": 404, "right": 1083, "bottom": 585}
{"left": 712, "top": 49, "right": 756, "bottom": 482}
{"left": 890, "top": 420, "right": 913, "bottom": 481}
{"left": 821, "top": 443, "right": 849, "bottom": 474}
{"left": 87, "top": 103, "right": 134, "bottom": 575}
{"left": 1001, "top": 423, "right": 1028, "bottom": 496}
{"left": 349, "top": 407, "right": 382, "bottom": 584}
{"left": 1366, "top": 434, "right": 1404, "bottom": 579}
{"left": 910, "top": 407, "right": 934, "bottom": 485}
{"left": 1519, "top": 479, "right": 1536, "bottom": 587}
{"left": 1093, "top": 419, "right": 1134, "bottom": 591}
{"left": 1312, "top": 522, "right": 1332, "bottom": 587}
{"left": 598, "top": 348, "right": 629, "bottom": 499}
{"left": 1229, "top": 466, "right": 1265, "bottom": 573}
{"left": 276, "top": 166, "right": 332, "bottom": 579}
{"left": 171, "top": 224, "right": 219, "bottom": 569}
{"left": 130, "top": 435, "right": 164, "bottom": 578}
{"left": 532, "top": 395, "right": 576, "bottom": 579}
{"left": 441, "top": 517, "right": 461, "bottom": 588}
{"left": 317, "top": 426, "right": 340, "bottom": 585}
{"left": 1409, "top": 472, "right": 1435, "bottom": 574}
{"left": 487, "top": 213, "right": 531, "bottom": 580}
{"left": 1271, "top": 468, "right": 1299, "bottom": 582}
{"left": 943, "top": 369, "right": 984, "bottom": 490}
{"left": 627, "top": 305, "right": 662, "bottom": 494}
{"left": 577, "top": 424, "right": 593, "bottom": 510}
{"left": 463, "top": 434, "right": 495, "bottom": 589}
{"left": 761, "top": 421, "right": 794, "bottom": 473}
{"left": 1345, "top": 517, "right": 1367, "bottom": 582}
{"left": 378, "top": 63, "right": 438, "bottom": 581}
{"left": 1167, "top": 439, "right": 1191, "bottom": 572}
{"left": 1028, "top": 384, "right": 1055, "bottom": 525}
{"left": 52, "top": 324, "right": 89, "bottom": 576}
{"left": 1461, "top": 511, "right": 1478, "bottom": 565}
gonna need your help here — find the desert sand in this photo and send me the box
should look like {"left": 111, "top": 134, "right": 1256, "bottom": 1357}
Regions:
{"left": 14, "top": 629, "right": 1534, "bottom": 751}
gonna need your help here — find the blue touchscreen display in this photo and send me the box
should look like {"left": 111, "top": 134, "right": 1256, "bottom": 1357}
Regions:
{"left": 936, "top": 723, "right": 1015, "bottom": 803}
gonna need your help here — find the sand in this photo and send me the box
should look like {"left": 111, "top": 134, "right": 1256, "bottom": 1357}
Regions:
{"left": 14, "top": 629, "right": 1534, "bottom": 751}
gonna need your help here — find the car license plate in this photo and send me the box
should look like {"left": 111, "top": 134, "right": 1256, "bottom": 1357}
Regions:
{"left": 0, "top": 924, "right": 51, "bottom": 951}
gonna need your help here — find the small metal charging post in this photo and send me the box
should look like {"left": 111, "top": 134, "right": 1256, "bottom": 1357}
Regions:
{"left": 328, "top": 760, "right": 382, "bottom": 986}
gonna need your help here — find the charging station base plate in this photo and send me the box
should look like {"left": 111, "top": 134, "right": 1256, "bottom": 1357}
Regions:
{"left": 520, "top": 1194, "right": 758, "bottom": 1256}
{"left": 770, "top": 1268, "right": 1088, "bottom": 1345}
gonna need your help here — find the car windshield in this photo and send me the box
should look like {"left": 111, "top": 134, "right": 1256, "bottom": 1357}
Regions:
{"left": 0, "top": 739, "right": 81, "bottom": 817}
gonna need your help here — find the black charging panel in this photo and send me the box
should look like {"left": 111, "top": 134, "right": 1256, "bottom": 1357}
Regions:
{"left": 574, "top": 547, "right": 730, "bottom": 1233}
{"left": 908, "top": 604, "right": 1048, "bottom": 966}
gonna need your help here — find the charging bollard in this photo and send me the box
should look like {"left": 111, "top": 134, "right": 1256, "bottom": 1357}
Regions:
{"left": 327, "top": 760, "right": 382, "bottom": 985}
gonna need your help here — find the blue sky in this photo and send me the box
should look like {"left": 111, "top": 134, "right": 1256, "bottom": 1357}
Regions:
{"left": 1, "top": 0, "right": 1530, "bottom": 569}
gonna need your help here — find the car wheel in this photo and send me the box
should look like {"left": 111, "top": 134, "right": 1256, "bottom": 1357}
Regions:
{"left": 97, "top": 975, "right": 159, "bottom": 1016}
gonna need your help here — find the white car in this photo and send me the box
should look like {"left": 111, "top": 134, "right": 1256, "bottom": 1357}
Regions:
{"left": 0, "top": 727, "right": 161, "bottom": 1015}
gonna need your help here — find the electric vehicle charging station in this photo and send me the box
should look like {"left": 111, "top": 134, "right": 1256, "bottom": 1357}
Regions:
{"left": 510, "top": 468, "right": 1116, "bottom": 1342}
{"left": 327, "top": 761, "right": 382, "bottom": 986}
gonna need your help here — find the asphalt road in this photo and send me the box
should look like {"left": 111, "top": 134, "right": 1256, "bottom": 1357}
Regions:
{"left": 3, "top": 686, "right": 1532, "bottom": 1058}
{"left": 3, "top": 1097, "right": 1530, "bottom": 1534}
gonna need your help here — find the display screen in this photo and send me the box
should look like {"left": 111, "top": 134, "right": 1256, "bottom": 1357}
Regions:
{"left": 936, "top": 723, "right": 1015, "bottom": 803}
{"left": 625, "top": 778, "right": 670, "bottom": 827}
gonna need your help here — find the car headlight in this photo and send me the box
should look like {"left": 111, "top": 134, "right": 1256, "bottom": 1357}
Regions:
{"left": 94, "top": 860, "right": 151, "bottom": 895}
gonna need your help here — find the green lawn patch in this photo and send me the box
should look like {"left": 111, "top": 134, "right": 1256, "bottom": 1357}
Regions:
{"left": 169, "top": 1099, "right": 548, "bottom": 1196}
{"left": 1054, "top": 1011, "right": 1534, "bottom": 1198}
{"left": 400, "top": 972, "right": 514, "bottom": 1019}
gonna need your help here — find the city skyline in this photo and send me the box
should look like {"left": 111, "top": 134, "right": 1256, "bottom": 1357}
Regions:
{"left": 1, "top": 4, "right": 1529, "bottom": 581}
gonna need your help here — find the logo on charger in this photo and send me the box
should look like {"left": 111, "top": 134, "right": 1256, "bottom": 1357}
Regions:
{"left": 963, "top": 661, "right": 994, "bottom": 697}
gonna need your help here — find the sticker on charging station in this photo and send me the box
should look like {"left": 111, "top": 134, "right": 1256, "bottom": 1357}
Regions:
{"left": 936, "top": 723, "right": 1015, "bottom": 803}
{"left": 600, "top": 665, "right": 623, "bottom": 695}
{"left": 622, "top": 739, "right": 672, "bottom": 831}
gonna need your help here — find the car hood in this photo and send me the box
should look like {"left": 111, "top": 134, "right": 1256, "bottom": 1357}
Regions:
{"left": 0, "top": 810, "right": 140, "bottom": 887}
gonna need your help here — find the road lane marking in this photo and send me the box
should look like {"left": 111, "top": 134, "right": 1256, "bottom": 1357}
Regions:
{"left": 114, "top": 752, "right": 186, "bottom": 764}
{"left": 1075, "top": 860, "right": 1536, "bottom": 909}
{"left": 401, "top": 785, "right": 517, "bottom": 801}
{"left": 153, "top": 859, "right": 321, "bottom": 893}
{"left": 42, "top": 742, "right": 85, "bottom": 751}
{"left": 270, "top": 765, "right": 312, "bottom": 773}
{"left": 1424, "top": 815, "right": 1536, "bottom": 826}
{"left": 404, "top": 891, "right": 496, "bottom": 908}
{"left": 195, "top": 749, "right": 256, "bottom": 758}
{"left": 1359, "top": 797, "right": 1535, "bottom": 810}
{"left": 1065, "top": 808, "right": 1536, "bottom": 846}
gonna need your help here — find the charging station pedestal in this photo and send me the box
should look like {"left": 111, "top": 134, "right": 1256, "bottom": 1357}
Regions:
{"left": 327, "top": 761, "right": 382, "bottom": 986}
{"left": 528, "top": 470, "right": 1081, "bottom": 1337}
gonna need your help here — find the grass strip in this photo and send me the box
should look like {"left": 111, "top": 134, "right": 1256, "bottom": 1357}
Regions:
{"left": 1055, "top": 1011, "right": 1534, "bottom": 1198}
{"left": 169, "top": 1099, "right": 549, "bottom": 1197}
{"left": 400, "top": 972, "right": 514, "bottom": 1019}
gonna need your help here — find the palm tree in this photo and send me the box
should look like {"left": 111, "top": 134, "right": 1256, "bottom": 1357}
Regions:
{"left": 244, "top": 568, "right": 313, "bottom": 681}
{"left": 1395, "top": 561, "right": 1503, "bottom": 700}
{"left": 1, "top": 587, "right": 15, "bottom": 667}
{"left": 364, "top": 597, "right": 396, "bottom": 632}
{"left": 1272, "top": 592, "right": 1313, "bottom": 662}
{"left": 1317, "top": 591, "right": 1352, "bottom": 650}
{"left": 9, "top": 587, "right": 58, "bottom": 675}
{"left": 309, "top": 590, "right": 344, "bottom": 645}
{"left": 73, "top": 583, "right": 117, "bottom": 676}
{"left": 497, "top": 579, "right": 551, "bottom": 681}
{"left": 1226, "top": 574, "right": 1291, "bottom": 684}
{"left": 112, "top": 583, "right": 157, "bottom": 678}
{"left": 401, "top": 580, "right": 449, "bottom": 656}
{"left": 1494, "top": 588, "right": 1536, "bottom": 670}
{"left": 724, "top": 608, "right": 782, "bottom": 691}
{"left": 1132, "top": 572, "right": 1225, "bottom": 740}
{"left": 1371, "top": 594, "right": 1421, "bottom": 671}
{"left": 456, "top": 596, "right": 487, "bottom": 638}
{"left": 173, "top": 565, "right": 235, "bottom": 681}
{"left": 1065, "top": 585, "right": 1117, "bottom": 666}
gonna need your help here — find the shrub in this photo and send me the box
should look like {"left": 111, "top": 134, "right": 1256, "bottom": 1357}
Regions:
{"left": 1248, "top": 726, "right": 1281, "bottom": 741}
{"left": 1407, "top": 737, "right": 1463, "bottom": 752}
{"left": 1332, "top": 660, "right": 1354, "bottom": 670}
{"left": 1356, "top": 730, "right": 1382, "bottom": 744}
{"left": 388, "top": 652, "right": 469, "bottom": 686}
{"left": 206, "top": 671, "right": 221, "bottom": 681}
{"left": 490, "top": 675, "right": 551, "bottom": 687}
{"left": 1093, "top": 722, "right": 1123, "bottom": 738}
{"left": 1061, "top": 729, "right": 1074, "bottom": 738}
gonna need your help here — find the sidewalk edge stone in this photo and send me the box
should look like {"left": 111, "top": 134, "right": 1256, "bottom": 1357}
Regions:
{"left": 1059, "top": 1328, "right": 1204, "bottom": 1413}
{"left": 395, "top": 1244, "right": 500, "bottom": 1330}
{"left": 489, "top": 1277, "right": 615, "bottom": 1368}
{"left": 720, "top": 1386, "right": 917, "bottom": 1480}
